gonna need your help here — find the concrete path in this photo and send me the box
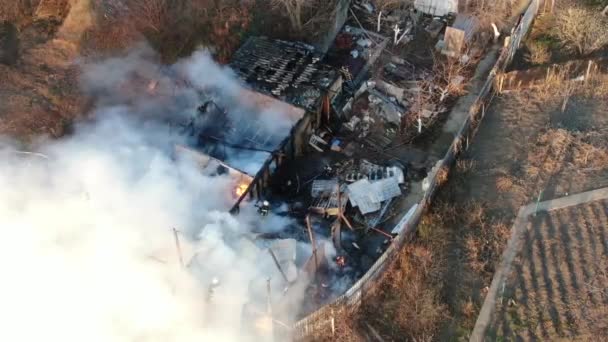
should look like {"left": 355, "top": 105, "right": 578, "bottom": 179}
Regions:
{"left": 470, "top": 187, "right": 608, "bottom": 342}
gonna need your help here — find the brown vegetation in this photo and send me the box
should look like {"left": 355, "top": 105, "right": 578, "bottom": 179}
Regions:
{"left": 553, "top": 4, "right": 608, "bottom": 56}
{"left": 524, "top": 41, "right": 551, "bottom": 65}
{"left": 0, "top": 0, "right": 41, "bottom": 25}
{"left": 463, "top": 0, "right": 514, "bottom": 28}
{"left": 360, "top": 245, "right": 449, "bottom": 341}
{"left": 84, "top": 0, "right": 252, "bottom": 63}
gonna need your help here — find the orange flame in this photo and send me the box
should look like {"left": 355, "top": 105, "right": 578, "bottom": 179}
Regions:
{"left": 235, "top": 183, "right": 249, "bottom": 198}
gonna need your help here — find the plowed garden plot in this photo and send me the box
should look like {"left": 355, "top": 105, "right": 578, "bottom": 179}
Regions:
{"left": 490, "top": 200, "right": 608, "bottom": 341}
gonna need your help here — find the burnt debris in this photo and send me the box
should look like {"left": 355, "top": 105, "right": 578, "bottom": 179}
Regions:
{"left": 230, "top": 36, "right": 339, "bottom": 111}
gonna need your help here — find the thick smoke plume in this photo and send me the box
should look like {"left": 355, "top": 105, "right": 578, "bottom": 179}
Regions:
{"left": 0, "top": 46, "right": 313, "bottom": 341}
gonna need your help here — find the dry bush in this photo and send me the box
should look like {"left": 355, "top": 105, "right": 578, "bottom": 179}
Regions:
{"left": 495, "top": 176, "right": 514, "bottom": 192}
{"left": 525, "top": 41, "right": 551, "bottom": 65}
{"left": 569, "top": 132, "right": 608, "bottom": 169}
{"left": 525, "top": 165, "right": 540, "bottom": 178}
{"left": 531, "top": 66, "right": 608, "bottom": 110}
{"left": 553, "top": 5, "right": 608, "bottom": 56}
{"left": 461, "top": 297, "right": 477, "bottom": 320}
{"left": 464, "top": 0, "right": 512, "bottom": 29}
{"left": 436, "top": 165, "right": 450, "bottom": 186}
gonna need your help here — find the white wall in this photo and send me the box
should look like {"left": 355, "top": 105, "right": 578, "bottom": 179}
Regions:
{"left": 414, "top": 0, "right": 459, "bottom": 16}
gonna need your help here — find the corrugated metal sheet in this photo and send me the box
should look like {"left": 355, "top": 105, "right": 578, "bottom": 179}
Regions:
{"left": 452, "top": 13, "right": 480, "bottom": 43}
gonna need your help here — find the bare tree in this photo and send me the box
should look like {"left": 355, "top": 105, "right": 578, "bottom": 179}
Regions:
{"left": 271, "top": 0, "right": 309, "bottom": 32}
{"left": 554, "top": 6, "right": 608, "bottom": 56}
{"left": 126, "top": 0, "right": 173, "bottom": 34}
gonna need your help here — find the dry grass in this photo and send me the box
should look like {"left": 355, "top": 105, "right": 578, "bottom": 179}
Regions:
{"left": 359, "top": 245, "right": 448, "bottom": 341}
{"left": 445, "top": 202, "right": 511, "bottom": 281}
{"left": 524, "top": 128, "right": 608, "bottom": 182}
{"left": 317, "top": 243, "right": 449, "bottom": 341}
{"left": 525, "top": 129, "right": 572, "bottom": 177}
{"left": 530, "top": 65, "right": 608, "bottom": 104}
{"left": 570, "top": 133, "right": 608, "bottom": 169}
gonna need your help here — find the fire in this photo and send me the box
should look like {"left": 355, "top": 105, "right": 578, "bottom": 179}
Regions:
{"left": 254, "top": 315, "right": 273, "bottom": 334}
{"left": 147, "top": 80, "right": 159, "bottom": 94}
{"left": 234, "top": 183, "right": 249, "bottom": 197}
{"left": 336, "top": 255, "right": 346, "bottom": 268}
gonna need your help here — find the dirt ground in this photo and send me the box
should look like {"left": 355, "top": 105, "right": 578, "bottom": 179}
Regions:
{"left": 491, "top": 199, "right": 608, "bottom": 340}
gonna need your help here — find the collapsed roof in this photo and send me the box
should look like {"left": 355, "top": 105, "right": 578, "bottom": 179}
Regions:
{"left": 230, "top": 36, "right": 339, "bottom": 111}
{"left": 190, "top": 88, "right": 306, "bottom": 176}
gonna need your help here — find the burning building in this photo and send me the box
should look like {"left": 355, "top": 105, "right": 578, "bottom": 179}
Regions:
{"left": 180, "top": 36, "right": 345, "bottom": 213}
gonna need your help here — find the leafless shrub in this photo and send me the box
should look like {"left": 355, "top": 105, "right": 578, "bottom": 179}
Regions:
{"left": 433, "top": 52, "right": 474, "bottom": 98}
{"left": 553, "top": 5, "right": 608, "bottom": 56}
{"left": 456, "top": 159, "right": 476, "bottom": 174}
{"left": 525, "top": 42, "right": 551, "bottom": 65}
{"left": 271, "top": 0, "right": 338, "bottom": 33}
{"left": 461, "top": 297, "right": 477, "bottom": 320}
{"left": 436, "top": 165, "right": 450, "bottom": 186}
{"left": 270, "top": 0, "right": 309, "bottom": 32}
{"left": 464, "top": 0, "right": 512, "bottom": 28}
{"left": 401, "top": 52, "right": 475, "bottom": 136}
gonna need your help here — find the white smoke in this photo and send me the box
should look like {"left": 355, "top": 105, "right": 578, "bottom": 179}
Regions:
{"left": 0, "top": 46, "right": 315, "bottom": 342}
